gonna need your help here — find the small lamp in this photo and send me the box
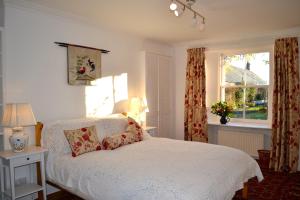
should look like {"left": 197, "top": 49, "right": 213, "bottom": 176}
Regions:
{"left": 139, "top": 97, "right": 149, "bottom": 127}
{"left": 2, "top": 103, "right": 36, "bottom": 152}
{"left": 129, "top": 97, "right": 149, "bottom": 126}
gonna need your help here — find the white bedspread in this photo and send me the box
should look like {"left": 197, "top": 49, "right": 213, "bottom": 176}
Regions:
{"left": 46, "top": 137, "right": 263, "bottom": 200}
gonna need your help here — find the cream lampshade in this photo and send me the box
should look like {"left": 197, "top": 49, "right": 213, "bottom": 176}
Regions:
{"left": 140, "top": 98, "right": 149, "bottom": 113}
{"left": 2, "top": 103, "right": 36, "bottom": 152}
{"left": 140, "top": 97, "right": 149, "bottom": 127}
{"left": 129, "top": 97, "right": 149, "bottom": 126}
{"left": 130, "top": 97, "right": 141, "bottom": 115}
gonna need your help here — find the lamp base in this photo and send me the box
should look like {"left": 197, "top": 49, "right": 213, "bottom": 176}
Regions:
{"left": 9, "top": 130, "right": 29, "bottom": 153}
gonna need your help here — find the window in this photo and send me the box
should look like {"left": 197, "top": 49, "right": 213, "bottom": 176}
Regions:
{"left": 221, "top": 52, "right": 270, "bottom": 121}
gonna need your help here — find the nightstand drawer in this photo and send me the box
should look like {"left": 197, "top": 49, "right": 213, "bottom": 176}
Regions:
{"left": 11, "top": 154, "right": 40, "bottom": 167}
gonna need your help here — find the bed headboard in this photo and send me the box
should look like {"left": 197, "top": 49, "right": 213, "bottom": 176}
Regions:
{"left": 34, "top": 121, "right": 44, "bottom": 199}
{"left": 35, "top": 122, "right": 43, "bottom": 147}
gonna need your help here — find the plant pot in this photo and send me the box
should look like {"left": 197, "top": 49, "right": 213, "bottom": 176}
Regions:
{"left": 258, "top": 149, "right": 270, "bottom": 169}
{"left": 220, "top": 116, "right": 229, "bottom": 124}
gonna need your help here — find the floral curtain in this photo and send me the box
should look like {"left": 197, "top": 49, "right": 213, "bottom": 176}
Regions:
{"left": 270, "top": 37, "right": 300, "bottom": 172}
{"left": 184, "top": 48, "right": 208, "bottom": 142}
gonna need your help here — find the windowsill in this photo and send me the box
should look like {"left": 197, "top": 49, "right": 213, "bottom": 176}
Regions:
{"left": 208, "top": 121, "right": 271, "bottom": 130}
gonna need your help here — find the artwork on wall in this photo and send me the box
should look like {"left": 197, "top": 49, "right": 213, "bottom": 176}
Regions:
{"left": 67, "top": 45, "right": 101, "bottom": 85}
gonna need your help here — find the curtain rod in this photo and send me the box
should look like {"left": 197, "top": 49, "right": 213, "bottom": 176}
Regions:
{"left": 54, "top": 42, "right": 110, "bottom": 53}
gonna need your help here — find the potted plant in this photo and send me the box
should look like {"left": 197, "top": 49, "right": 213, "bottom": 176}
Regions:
{"left": 211, "top": 101, "right": 233, "bottom": 124}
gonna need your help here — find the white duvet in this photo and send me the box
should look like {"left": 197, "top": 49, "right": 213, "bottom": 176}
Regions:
{"left": 46, "top": 137, "right": 263, "bottom": 200}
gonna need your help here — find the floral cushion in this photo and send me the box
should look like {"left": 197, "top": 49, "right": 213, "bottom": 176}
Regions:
{"left": 64, "top": 126, "right": 101, "bottom": 157}
{"left": 126, "top": 117, "right": 143, "bottom": 141}
{"left": 102, "top": 132, "right": 136, "bottom": 150}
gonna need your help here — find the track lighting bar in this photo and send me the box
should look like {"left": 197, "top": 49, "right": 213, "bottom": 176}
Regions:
{"left": 173, "top": 0, "right": 205, "bottom": 21}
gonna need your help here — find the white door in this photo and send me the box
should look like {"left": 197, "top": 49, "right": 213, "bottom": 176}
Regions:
{"left": 145, "top": 53, "right": 159, "bottom": 134}
{"left": 146, "top": 52, "right": 173, "bottom": 138}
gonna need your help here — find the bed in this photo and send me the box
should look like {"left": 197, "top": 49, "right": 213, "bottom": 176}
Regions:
{"left": 35, "top": 116, "right": 263, "bottom": 200}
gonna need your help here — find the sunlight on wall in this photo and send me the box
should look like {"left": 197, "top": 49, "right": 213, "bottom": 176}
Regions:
{"left": 85, "top": 73, "right": 128, "bottom": 117}
{"left": 114, "top": 73, "right": 128, "bottom": 103}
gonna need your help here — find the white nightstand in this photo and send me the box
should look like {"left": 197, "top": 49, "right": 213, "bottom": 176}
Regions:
{"left": 0, "top": 146, "right": 47, "bottom": 200}
{"left": 144, "top": 126, "right": 157, "bottom": 137}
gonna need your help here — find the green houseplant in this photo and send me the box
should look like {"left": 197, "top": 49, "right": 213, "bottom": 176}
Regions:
{"left": 211, "top": 101, "right": 233, "bottom": 124}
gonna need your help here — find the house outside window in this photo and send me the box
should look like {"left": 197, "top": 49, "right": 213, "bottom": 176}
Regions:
{"left": 220, "top": 51, "right": 271, "bottom": 122}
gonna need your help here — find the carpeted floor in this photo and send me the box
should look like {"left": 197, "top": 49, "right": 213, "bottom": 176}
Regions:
{"left": 48, "top": 162, "right": 300, "bottom": 200}
{"left": 233, "top": 165, "right": 300, "bottom": 200}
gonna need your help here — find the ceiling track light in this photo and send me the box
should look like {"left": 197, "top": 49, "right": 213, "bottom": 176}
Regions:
{"left": 174, "top": 5, "right": 185, "bottom": 17}
{"left": 198, "top": 17, "right": 205, "bottom": 31}
{"left": 169, "top": 0, "right": 206, "bottom": 30}
{"left": 169, "top": 0, "right": 178, "bottom": 11}
{"left": 192, "top": 12, "right": 197, "bottom": 26}
{"left": 186, "top": 0, "right": 196, "bottom": 8}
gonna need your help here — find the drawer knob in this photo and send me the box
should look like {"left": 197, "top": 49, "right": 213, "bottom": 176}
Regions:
{"left": 27, "top": 158, "right": 30, "bottom": 161}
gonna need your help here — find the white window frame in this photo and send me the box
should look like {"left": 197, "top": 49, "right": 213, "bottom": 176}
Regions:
{"left": 219, "top": 46, "right": 273, "bottom": 125}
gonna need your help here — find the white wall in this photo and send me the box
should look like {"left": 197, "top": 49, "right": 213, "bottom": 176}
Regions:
{"left": 173, "top": 47, "right": 186, "bottom": 140}
{"left": 3, "top": 4, "right": 173, "bottom": 198}
{"left": 0, "top": 0, "right": 4, "bottom": 27}
{"left": 4, "top": 5, "right": 146, "bottom": 124}
{"left": 3, "top": 4, "right": 172, "bottom": 129}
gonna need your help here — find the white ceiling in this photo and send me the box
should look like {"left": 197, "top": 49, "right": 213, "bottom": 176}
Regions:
{"left": 9, "top": 0, "right": 300, "bottom": 44}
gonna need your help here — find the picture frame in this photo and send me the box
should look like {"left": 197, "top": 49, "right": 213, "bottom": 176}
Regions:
{"left": 67, "top": 45, "right": 101, "bottom": 85}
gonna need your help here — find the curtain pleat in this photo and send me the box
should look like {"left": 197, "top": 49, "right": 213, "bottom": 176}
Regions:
{"left": 270, "top": 37, "right": 300, "bottom": 172}
{"left": 184, "top": 48, "right": 208, "bottom": 142}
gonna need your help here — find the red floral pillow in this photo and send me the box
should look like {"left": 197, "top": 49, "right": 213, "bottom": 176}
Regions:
{"left": 102, "top": 132, "right": 136, "bottom": 150}
{"left": 126, "top": 117, "right": 143, "bottom": 141}
{"left": 64, "top": 126, "right": 101, "bottom": 157}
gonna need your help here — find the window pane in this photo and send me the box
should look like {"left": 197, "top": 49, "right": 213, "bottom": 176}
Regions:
{"left": 245, "top": 87, "right": 268, "bottom": 120}
{"left": 224, "top": 56, "right": 245, "bottom": 86}
{"left": 245, "top": 53, "right": 269, "bottom": 86}
{"left": 223, "top": 52, "right": 269, "bottom": 86}
{"left": 225, "top": 88, "right": 244, "bottom": 118}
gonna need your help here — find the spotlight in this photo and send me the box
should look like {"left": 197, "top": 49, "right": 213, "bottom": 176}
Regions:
{"left": 174, "top": 6, "right": 185, "bottom": 17}
{"left": 198, "top": 18, "right": 205, "bottom": 31}
{"left": 169, "top": 1, "right": 177, "bottom": 11}
{"left": 191, "top": 12, "right": 198, "bottom": 27}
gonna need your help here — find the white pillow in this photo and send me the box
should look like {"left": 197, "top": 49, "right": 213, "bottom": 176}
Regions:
{"left": 42, "top": 116, "right": 128, "bottom": 155}
{"left": 94, "top": 117, "right": 128, "bottom": 140}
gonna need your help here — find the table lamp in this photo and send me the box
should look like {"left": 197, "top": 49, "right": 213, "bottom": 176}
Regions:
{"left": 2, "top": 103, "right": 36, "bottom": 152}
{"left": 129, "top": 97, "right": 149, "bottom": 126}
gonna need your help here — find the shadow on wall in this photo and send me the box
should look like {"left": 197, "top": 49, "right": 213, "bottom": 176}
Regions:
{"left": 85, "top": 73, "right": 129, "bottom": 117}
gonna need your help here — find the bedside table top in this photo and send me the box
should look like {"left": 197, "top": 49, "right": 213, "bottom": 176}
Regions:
{"left": 0, "top": 146, "right": 47, "bottom": 160}
{"left": 143, "top": 126, "right": 157, "bottom": 131}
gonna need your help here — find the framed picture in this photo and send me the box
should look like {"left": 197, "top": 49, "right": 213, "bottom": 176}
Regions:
{"left": 67, "top": 45, "right": 101, "bottom": 85}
